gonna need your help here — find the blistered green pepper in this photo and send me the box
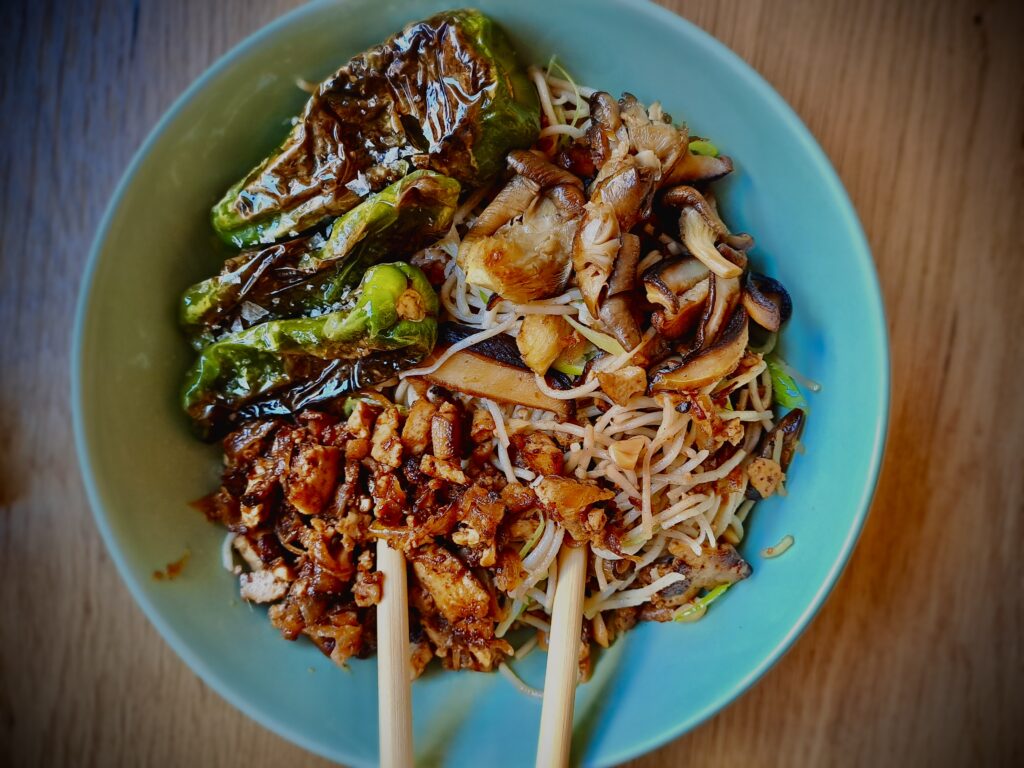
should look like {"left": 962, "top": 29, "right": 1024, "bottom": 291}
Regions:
{"left": 183, "top": 262, "right": 438, "bottom": 438}
{"left": 211, "top": 9, "right": 539, "bottom": 247}
{"left": 181, "top": 170, "right": 458, "bottom": 345}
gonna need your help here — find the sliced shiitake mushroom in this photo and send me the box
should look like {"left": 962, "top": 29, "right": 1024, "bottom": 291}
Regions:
{"left": 653, "top": 279, "right": 710, "bottom": 338}
{"left": 717, "top": 242, "right": 748, "bottom": 272}
{"left": 418, "top": 330, "right": 572, "bottom": 418}
{"left": 507, "top": 149, "right": 584, "bottom": 190}
{"left": 705, "top": 191, "right": 754, "bottom": 251}
{"left": 651, "top": 307, "right": 749, "bottom": 392}
{"left": 547, "top": 183, "right": 587, "bottom": 219}
{"left": 643, "top": 257, "right": 711, "bottom": 339}
{"left": 742, "top": 272, "right": 793, "bottom": 332}
{"left": 586, "top": 91, "right": 625, "bottom": 168}
{"left": 698, "top": 273, "right": 742, "bottom": 349}
{"left": 465, "top": 174, "right": 540, "bottom": 237}
{"left": 417, "top": 353, "right": 571, "bottom": 416}
{"left": 665, "top": 189, "right": 743, "bottom": 279}
{"left": 618, "top": 93, "right": 689, "bottom": 184}
{"left": 666, "top": 150, "right": 734, "bottom": 184}
{"left": 663, "top": 186, "right": 753, "bottom": 274}
{"left": 590, "top": 156, "right": 659, "bottom": 232}
{"left": 598, "top": 232, "right": 643, "bottom": 349}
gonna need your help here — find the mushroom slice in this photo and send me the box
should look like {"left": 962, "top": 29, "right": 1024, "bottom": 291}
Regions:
{"left": 651, "top": 307, "right": 749, "bottom": 392}
{"left": 643, "top": 258, "right": 710, "bottom": 301}
{"left": 679, "top": 206, "right": 743, "bottom": 279}
{"left": 573, "top": 157, "right": 658, "bottom": 315}
{"left": 459, "top": 177, "right": 579, "bottom": 302}
{"left": 717, "top": 242, "right": 748, "bottom": 273}
{"left": 663, "top": 185, "right": 750, "bottom": 276}
{"left": 507, "top": 150, "right": 584, "bottom": 189}
{"left": 742, "top": 272, "right": 793, "bottom": 332}
{"left": 643, "top": 257, "right": 712, "bottom": 339}
{"left": 618, "top": 93, "right": 689, "bottom": 182}
{"left": 586, "top": 92, "right": 628, "bottom": 169}
{"left": 759, "top": 408, "right": 805, "bottom": 468}
{"left": 466, "top": 174, "right": 540, "bottom": 237}
{"left": 591, "top": 154, "right": 659, "bottom": 231}
{"left": 653, "top": 279, "right": 711, "bottom": 339}
{"left": 598, "top": 233, "right": 643, "bottom": 349}
{"left": 547, "top": 183, "right": 587, "bottom": 219}
{"left": 572, "top": 201, "right": 621, "bottom": 314}
{"left": 698, "top": 273, "right": 742, "bottom": 349}
{"left": 705, "top": 191, "right": 754, "bottom": 251}
{"left": 418, "top": 324, "right": 571, "bottom": 417}
{"left": 665, "top": 150, "right": 734, "bottom": 185}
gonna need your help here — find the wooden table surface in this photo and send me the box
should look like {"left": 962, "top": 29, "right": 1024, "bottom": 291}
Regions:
{"left": 2, "top": 0, "right": 1021, "bottom": 765}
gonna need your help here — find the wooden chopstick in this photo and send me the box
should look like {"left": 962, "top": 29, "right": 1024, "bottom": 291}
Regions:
{"left": 536, "top": 543, "right": 588, "bottom": 768}
{"left": 377, "top": 539, "right": 413, "bottom": 768}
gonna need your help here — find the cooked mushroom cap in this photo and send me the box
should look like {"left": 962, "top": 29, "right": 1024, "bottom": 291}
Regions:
{"left": 698, "top": 274, "right": 742, "bottom": 349}
{"left": 572, "top": 201, "right": 621, "bottom": 313}
{"left": 418, "top": 324, "right": 572, "bottom": 416}
{"left": 742, "top": 271, "right": 793, "bottom": 332}
{"left": 663, "top": 185, "right": 753, "bottom": 272}
{"left": 618, "top": 93, "right": 689, "bottom": 184}
{"left": 459, "top": 177, "right": 580, "bottom": 302}
{"left": 466, "top": 174, "right": 540, "bottom": 237}
{"left": 643, "top": 257, "right": 712, "bottom": 339}
{"left": 586, "top": 91, "right": 627, "bottom": 168}
{"left": 507, "top": 149, "right": 584, "bottom": 189}
{"left": 665, "top": 150, "right": 734, "bottom": 185}
{"left": 678, "top": 206, "right": 743, "bottom": 279}
{"left": 591, "top": 155, "right": 659, "bottom": 232}
{"left": 597, "top": 232, "right": 642, "bottom": 349}
{"left": 651, "top": 307, "right": 749, "bottom": 392}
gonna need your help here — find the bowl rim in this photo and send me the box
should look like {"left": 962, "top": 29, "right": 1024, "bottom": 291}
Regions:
{"left": 71, "top": 0, "right": 890, "bottom": 765}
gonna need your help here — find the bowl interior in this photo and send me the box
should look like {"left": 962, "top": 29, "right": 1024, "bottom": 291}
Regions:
{"left": 73, "top": 0, "right": 888, "bottom": 765}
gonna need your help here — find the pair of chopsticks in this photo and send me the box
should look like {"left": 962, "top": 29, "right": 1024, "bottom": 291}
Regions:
{"left": 376, "top": 541, "right": 587, "bottom": 768}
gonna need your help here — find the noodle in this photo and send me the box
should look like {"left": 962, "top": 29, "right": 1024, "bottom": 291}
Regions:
{"left": 197, "top": 60, "right": 809, "bottom": 681}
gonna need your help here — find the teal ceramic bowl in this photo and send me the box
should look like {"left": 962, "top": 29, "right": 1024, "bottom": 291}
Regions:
{"left": 72, "top": 0, "right": 888, "bottom": 765}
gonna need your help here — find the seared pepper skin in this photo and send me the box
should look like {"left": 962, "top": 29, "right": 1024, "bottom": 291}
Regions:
{"left": 182, "top": 171, "right": 459, "bottom": 345}
{"left": 211, "top": 10, "right": 539, "bottom": 247}
{"left": 183, "top": 263, "right": 439, "bottom": 438}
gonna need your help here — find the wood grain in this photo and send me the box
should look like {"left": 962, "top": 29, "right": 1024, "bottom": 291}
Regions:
{"left": 1, "top": 0, "right": 1021, "bottom": 765}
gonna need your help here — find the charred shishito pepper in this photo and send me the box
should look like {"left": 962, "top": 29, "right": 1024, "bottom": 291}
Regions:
{"left": 211, "top": 9, "right": 539, "bottom": 247}
{"left": 181, "top": 171, "right": 460, "bottom": 345}
{"left": 183, "top": 263, "right": 439, "bottom": 438}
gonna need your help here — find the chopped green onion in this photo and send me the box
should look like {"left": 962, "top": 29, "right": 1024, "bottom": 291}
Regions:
{"left": 689, "top": 139, "right": 719, "bottom": 157}
{"left": 673, "top": 583, "right": 731, "bottom": 622}
{"left": 564, "top": 316, "right": 626, "bottom": 356}
{"left": 552, "top": 359, "right": 586, "bottom": 377}
{"left": 766, "top": 355, "right": 807, "bottom": 408}
{"left": 552, "top": 344, "right": 596, "bottom": 378}
{"left": 479, "top": 289, "right": 490, "bottom": 304}
{"left": 519, "top": 514, "right": 546, "bottom": 557}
